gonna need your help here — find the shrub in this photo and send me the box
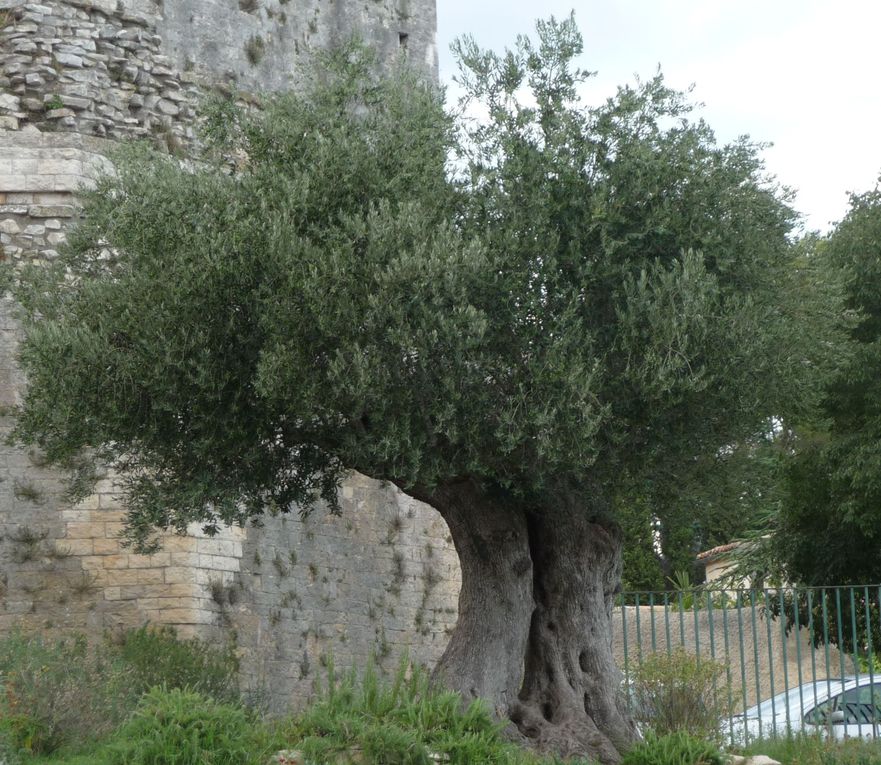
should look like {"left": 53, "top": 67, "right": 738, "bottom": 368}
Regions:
{"left": 0, "top": 627, "right": 241, "bottom": 756}
{"left": 0, "top": 632, "right": 135, "bottom": 755}
{"left": 103, "top": 686, "right": 271, "bottom": 765}
{"left": 621, "top": 732, "right": 724, "bottom": 765}
{"left": 627, "top": 648, "right": 731, "bottom": 743}
{"left": 106, "top": 625, "right": 239, "bottom": 703}
{"left": 281, "top": 658, "right": 589, "bottom": 765}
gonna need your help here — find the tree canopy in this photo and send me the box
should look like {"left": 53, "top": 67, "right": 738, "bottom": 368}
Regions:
{"left": 2, "top": 17, "right": 846, "bottom": 762}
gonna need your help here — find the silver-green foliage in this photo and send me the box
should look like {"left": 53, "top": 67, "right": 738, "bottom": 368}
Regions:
{"left": 5, "top": 20, "right": 843, "bottom": 549}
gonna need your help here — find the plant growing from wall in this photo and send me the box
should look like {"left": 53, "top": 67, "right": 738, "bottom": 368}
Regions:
{"left": 244, "top": 35, "right": 265, "bottom": 65}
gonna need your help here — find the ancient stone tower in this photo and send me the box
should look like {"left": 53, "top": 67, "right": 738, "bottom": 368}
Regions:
{"left": 0, "top": 0, "right": 460, "bottom": 709}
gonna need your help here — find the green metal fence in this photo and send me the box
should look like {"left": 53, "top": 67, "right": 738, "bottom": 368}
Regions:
{"left": 614, "top": 586, "right": 881, "bottom": 744}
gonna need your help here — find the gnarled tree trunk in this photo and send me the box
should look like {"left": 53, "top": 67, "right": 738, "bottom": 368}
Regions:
{"left": 426, "top": 483, "right": 637, "bottom": 764}
{"left": 428, "top": 481, "right": 534, "bottom": 718}
{"left": 513, "top": 504, "right": 637, "bottom": 764}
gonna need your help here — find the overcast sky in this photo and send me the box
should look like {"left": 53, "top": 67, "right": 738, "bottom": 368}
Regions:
{"left": 436, "top": 0, "right": 881, "bottom": 233}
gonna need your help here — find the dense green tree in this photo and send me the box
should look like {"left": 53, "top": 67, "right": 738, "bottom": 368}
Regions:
{"left": 619, "top": 428, "right": 789, "bottom": 591}
{"left": 776, "top": 185, "right": 881, "bottom": 587}
{"left": 3, "top": 19, "right": 843, "bottom": 762}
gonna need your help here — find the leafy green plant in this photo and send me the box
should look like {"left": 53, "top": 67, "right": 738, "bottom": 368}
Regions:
{"left": 628, "top": 648, "right": 732, "bottom": 743}
{"left": 103, "top": 687, "right": 272, "bottom": 765}
{"left": 621, "top": 732, "right": 724, "bottom": 765}
{"left": 281, "top": 658, "right": 589, "bottom": 764}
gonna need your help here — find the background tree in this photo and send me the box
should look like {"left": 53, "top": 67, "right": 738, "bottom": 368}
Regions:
{"left": 619, "top": 431, "right": 787, "bottom": 592}
{"left": 775, "top": 190, "right": 881, "bottom": 587}
{"left": 3, "top": 19, "right": 844, "bottom": 763}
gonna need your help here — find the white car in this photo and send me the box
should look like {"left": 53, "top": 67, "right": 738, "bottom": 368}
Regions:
{"left": 729, "top": 677, "right": 881, "bottom": 742}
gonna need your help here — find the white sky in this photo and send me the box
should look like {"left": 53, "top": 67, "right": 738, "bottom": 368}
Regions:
{"left": 436, "top": 0, "right": 881, "bottom": 233}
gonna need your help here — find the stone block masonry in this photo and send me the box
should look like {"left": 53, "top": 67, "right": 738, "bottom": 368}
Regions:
{"left": 0, "top": 0, "right": 456, "bottom": 710}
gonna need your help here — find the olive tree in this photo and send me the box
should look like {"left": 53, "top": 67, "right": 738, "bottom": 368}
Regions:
{"left": 4, "top": 19, "right": 842, "bottom": 763}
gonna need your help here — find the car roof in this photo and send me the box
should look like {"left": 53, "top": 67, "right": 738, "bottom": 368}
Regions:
{"left": 748, "top": 678, "right": 872, "bottom": 717}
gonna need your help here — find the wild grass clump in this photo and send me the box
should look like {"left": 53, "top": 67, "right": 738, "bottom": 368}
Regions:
{"left": 620, "top": 731, "right": 723, "bottom": 765}
{"left": 102, "top": 687, "right": 273, "bottom": 765}
{"left": 107, "top": 625, "right": 239, "bottom": 703}
{"left": 281, "top": 657, "right": 589, "bottom": 764}
{"left": 740, "top": 734, "right": 881, "bottom": 765}
{"left": 627, "top": 648, "right": 731, "bottom": 743}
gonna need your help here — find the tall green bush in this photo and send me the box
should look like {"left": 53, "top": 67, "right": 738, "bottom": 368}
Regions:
{"left": 628, "top": 648, "right": 731, "bottom": 742}
{"left": 0, "top": 632, "right": 135, "bottom": 755}
{"left": 0, "top": 627, "right": 241, "bottom": 757}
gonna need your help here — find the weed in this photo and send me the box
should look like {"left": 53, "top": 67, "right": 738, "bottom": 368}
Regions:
{"left": 27, "top": 448, "right": 50, "bottom": 467}
{"left": 288, "top": 550, "right": 297, "bottom": 566}
{"left": 385, "top": 513, "right": 404, "bottom": 544}
{"left": 244, "top": 35, "right": 265, "bottom": 65}
{"left": 9, "top": 525, "right": 47, "bottom": 563}
{"left": 208, "top": 578, "right": 237, "bottom": 607}
{"left": 272, "top": 552, "right": 289, "bottom": 578}
{"left": 48, "top": 542, "right": 72, "bottom": 560}
{"left": 44, "top": 94, "right": 64, "bottom": 111}
{"left": 391, "top": 550, "right": 405, "bottom": 585}
{"left": 281, "top": 660, "right": 584, "bottom": 765}
{"left": 13, "top": 481, "right": 44, "bottom": 504}
{"left": 238, "top": 0, "right": 259, "bottom": 10}
{"left": 0, "top": 632, "right": 135, "bottom": 754}
{"left": 70, "top": 570, "right": 99, "bottom": 596}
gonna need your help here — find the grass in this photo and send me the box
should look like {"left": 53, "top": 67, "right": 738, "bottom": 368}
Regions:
{"left": 738, "top": 734, "right": 881, "bottom": 764}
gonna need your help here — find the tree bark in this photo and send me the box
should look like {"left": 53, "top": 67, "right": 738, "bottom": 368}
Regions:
{"left": 427, "top": 481, "right": 534, "bottom": 719}
{"left": 513, "top": 501, "right": 638, "bottom": 764}
{"left": 423, "top": 482, "right": 637, "bottom": 764}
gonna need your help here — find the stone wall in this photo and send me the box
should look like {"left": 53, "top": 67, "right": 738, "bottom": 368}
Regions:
{"left": 0, "top": 0, "right": 456, "bottom": 711}
{"left": 191, "top": 476, "right": 459, "bottom": 709}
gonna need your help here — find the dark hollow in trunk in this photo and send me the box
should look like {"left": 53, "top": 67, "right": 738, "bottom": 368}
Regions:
{"left": 427, "top": 484, "right": 637, "bottom": 764}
